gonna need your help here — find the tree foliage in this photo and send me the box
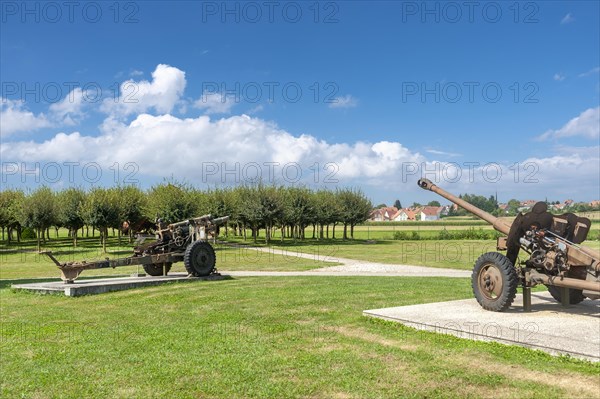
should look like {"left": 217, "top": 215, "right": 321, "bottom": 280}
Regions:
{"left": 2, "top": 183, "right": 375, "bottom": 247}
{"left": 0, "top": 189, "right": 25, "bottom": 242}
{"left": 449, "top": 194, "right": 498, "bottom": 215}
{"left": 20, "top": 187, "right": 56, "bottom": 250}
{"left": 146, "top": 181, "right": 196, "bottom": 224}
{"left": 80, "top": 188, "right": 120, "bottom": 252}
{"left": 56, "top": 187, "right": 86, "bottom": 246}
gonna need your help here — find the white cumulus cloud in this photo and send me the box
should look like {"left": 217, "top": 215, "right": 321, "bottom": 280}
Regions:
{"left": 537, "top": 107, "right": 600, "bottom": 140}
{"left": 101, "top": 64, "right": 186, "bottom": 117}
{"left": 1, "top": 89, "right": 93, "bottom": 138}
{"left": 0, "top": 113, "right": 424, "bottom": 186}
{"left": 0, "top": 99, "right": 52, "bottom": 137}
{"left": 193, "top": 92, "right": 237, "bottom": 114}
{"left": 48, "top": 88, "right": 90, "bottom": 126}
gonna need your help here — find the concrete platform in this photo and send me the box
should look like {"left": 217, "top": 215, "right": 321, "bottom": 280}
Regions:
{"left": 364, "top": 292, "right": 600, "bottom": 362}
{"left": 11, "top": 273, "right": 227, "bottom": 297}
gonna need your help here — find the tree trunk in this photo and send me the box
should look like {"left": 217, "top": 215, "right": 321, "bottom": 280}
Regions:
{"left": 326, "top": 224, "right": 330, "bottom": 239}
{"left": 36, "top": 228, "right": 41, "bottom": 251}
{"left": 102, "top": 227, "right": 108, "bottom": 253}
{"left": 55, "top": 226, "right": 59, "bottom": 238}
{"left": 332, "top": 224, "right": 336, "bottom": 239}
{"left": 319, "top": 224, "right": 324, "bottom": 239}
{"left": 350, "top": 224, "right": 355, "bottom": 239}
{"left": 73, "top": 228, "right": 78, "bottom": 247}
{"left": 16, "top": 226, "right": 21, "bottom": 243}
{"left": 343, "top": 224, "right": 348, "bottom": 240}
{"left": 312, "top": 224, "right": 316, "bottom": 239}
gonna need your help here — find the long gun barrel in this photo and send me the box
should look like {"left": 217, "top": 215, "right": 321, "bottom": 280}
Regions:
{"left": 417, "top": 178, "right": 600, "bottom": 310}
{"left": 417, "top": 178, "right": 511, "bottom": 235}
{"left": 168, "top": 214, "right": 230, "bottom": 230}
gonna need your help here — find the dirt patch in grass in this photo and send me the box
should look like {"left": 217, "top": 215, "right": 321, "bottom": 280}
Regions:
{"left": 453, "top": 353, "right": 600, "bottom": 397}
{"left": 330, "top": 392, "right": 356, "bottom": 399}
{"left": 332, "top": 325, "right": 418, "bottom": 352}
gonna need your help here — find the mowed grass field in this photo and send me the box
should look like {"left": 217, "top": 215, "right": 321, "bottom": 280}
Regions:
{"left": 2, "top": 277, "right": 599, "bottom": 399}
{"left": 1, "top": 221, "right": 599, "bottom": 398}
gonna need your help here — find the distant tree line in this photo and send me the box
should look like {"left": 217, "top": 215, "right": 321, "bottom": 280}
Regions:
{"left": 0, "top": 182, "right": 373, "bottom": 250}
{"left": 447, "top": 194, "right": 499, "bottom": 216}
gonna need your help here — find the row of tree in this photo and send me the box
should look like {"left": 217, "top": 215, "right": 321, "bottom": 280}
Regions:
{"left": 0, "top": 183, "right": 373, "bottom": 250}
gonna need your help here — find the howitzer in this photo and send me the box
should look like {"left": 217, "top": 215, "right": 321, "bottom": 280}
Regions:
{"left": 44, "top": 215, "right": 230, "bottom": 283}
{"left": 418, "top": 178, "right": 600, "bottom": 311}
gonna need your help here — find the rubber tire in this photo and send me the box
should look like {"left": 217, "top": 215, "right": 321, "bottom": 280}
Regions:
{"left": 143, "top": 262, "right": 172, "bottom": 276}
{"left": 184, "top": 241, "right": 216, "bottom": 277}
{"left": 472, "top": 252, "right": 518, "bottom": 312}
{"left": 545, "top": 285, "right": 586, "bottom": 305}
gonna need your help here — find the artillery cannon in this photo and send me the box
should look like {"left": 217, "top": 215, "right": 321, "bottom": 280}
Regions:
{"left": 44, "top": 215, "right": 229, "bottom": 283}
{"left": 418, "top": 178, "right": 600, "bottom": 312}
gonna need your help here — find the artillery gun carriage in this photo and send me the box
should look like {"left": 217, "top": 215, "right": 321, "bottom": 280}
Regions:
{"left": 44, "top": 215, "right": 229, "bottom": 283}
{"left": 418, "top": 179, "right": 600, "bottom": 311}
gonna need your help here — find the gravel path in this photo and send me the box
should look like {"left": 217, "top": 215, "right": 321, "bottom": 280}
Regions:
{"left": 222, "top": 245, "right": 470, "bottom": 278}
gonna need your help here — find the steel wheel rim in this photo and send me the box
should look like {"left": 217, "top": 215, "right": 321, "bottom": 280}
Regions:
{"left": 194, "top": 248, "right": 210, "bottom": 268}
{"left": 478, "top": 263, "right": 503, "bottom": 299}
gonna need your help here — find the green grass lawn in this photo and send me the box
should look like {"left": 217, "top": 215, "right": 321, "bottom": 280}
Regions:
{"left": 1, "top": 277, "right": 598, "bottom": 399}
{"left": 1, "top": 227, "right": 598, "bottom": 398}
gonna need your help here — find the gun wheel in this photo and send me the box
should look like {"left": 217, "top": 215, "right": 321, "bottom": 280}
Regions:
{"left": 143, "top": 262, "right": 172, "bottom": 276}
{"left": 184, "top": 241, "right": 216, "bottom": 277}
{"left": 472, "top": 252, "right": 518, "bottom": 312}
{"left": 545, "top": 285, "right": 586, "bottom": 305}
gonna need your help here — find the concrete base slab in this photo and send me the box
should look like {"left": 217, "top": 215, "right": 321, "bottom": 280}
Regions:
{"left": 364, "top": 292, "right": 600, "bottom": 362}
{"left": 11, "top": 273, "right": 227, "bottom": 297}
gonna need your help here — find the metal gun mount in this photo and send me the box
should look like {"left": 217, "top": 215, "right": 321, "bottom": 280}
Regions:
{"left": 418, "top": 178, "right": 600, "bottom": 312}
{"left": 44, "top": 215, "right": 230, "bottom": 283}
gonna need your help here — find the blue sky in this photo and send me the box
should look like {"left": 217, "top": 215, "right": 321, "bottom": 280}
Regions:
{"left": 1, "top": 1, "right": 599, "bottom": 204}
